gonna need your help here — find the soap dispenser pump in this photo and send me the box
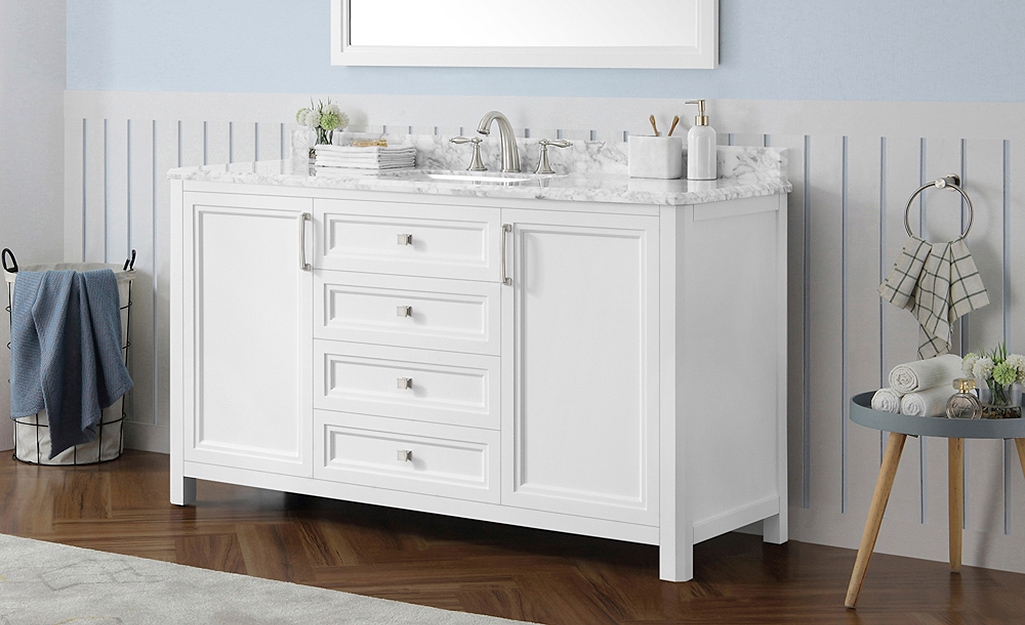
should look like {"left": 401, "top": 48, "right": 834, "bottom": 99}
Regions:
{"left": 685, "top": 99, "right": 717, "bottom": 181}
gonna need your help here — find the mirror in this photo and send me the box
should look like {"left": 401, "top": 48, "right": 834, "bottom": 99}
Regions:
{"left": 331, "top": 0, "right": 718, "bottom": 69}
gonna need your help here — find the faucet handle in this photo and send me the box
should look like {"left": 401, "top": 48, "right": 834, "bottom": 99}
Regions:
{"left": 534, "top": 138, "right": 572, "bottom": 175}
{"left": 450, "top": 136, "right": 486, "bottom": 172}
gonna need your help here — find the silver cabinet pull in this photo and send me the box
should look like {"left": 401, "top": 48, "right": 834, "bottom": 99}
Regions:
{"left": 299, "top": 213, "right": 312, "bottom": 271}
{"left": 396, "top": 449, "right": 412, "bottom": 462}
{"left": 501, "top": 223, "right": 512, "bottom": 286}
{"left": 397, "top": 233, "right": 413, "bottom": 246}
{"left": 396, "top": 305, "right": 412, "bottom": 318}
{"left": 397, "top": 377, "right": 413, "bottom": 390}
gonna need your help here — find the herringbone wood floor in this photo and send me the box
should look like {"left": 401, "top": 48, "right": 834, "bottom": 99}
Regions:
{"left": 1, "top": 450, "right": 1023, "bottom": 624}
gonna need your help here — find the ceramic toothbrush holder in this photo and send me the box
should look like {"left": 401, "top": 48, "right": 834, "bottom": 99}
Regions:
{"left": 628, "top": 135, "right": 683, "bottom": 179}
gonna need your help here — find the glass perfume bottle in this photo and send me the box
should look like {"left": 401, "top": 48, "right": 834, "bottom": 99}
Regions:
{"left": 946, "top": 378, "right": 982, "bottom": 420}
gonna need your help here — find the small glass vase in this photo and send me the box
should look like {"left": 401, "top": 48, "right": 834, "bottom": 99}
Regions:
{"left": 978, "top": 380, "right": 1022, "bottom": 419}
{"left": 316, "top": 128, "right": 334, "bottom": 146}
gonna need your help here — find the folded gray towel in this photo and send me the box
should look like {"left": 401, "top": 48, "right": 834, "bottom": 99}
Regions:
{"left": 10, "top": 269, "right": 133, "bottom": 458}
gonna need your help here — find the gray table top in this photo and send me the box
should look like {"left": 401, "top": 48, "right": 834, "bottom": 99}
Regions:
{"left": 851, "top": 392, "right": 1025, "bottom": 439}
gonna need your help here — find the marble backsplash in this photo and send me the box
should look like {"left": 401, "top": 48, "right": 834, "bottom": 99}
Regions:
{"left": 297, "top": 130, "right": 787, "bottom": 184}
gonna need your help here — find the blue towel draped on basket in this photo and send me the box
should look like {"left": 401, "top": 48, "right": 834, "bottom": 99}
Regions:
{"left": 9, "top": 269, "right": 133, "bottom": 458}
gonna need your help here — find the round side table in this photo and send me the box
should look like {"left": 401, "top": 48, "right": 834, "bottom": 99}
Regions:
{"left": 845, "top": 391, "right": 1025, "bottom": 609}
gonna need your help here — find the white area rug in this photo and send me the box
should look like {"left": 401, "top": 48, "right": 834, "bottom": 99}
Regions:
{"left": 0, "top": 534, "right": 533, "bottom": 624}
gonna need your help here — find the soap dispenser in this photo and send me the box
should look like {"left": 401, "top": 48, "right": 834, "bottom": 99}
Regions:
{"left": 685, "top": 99, "right": 717, "bottom": 181}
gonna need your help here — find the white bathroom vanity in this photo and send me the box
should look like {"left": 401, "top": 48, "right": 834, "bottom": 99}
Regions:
{"left": 168, "top": 139, "right": 790, "bottom": 582}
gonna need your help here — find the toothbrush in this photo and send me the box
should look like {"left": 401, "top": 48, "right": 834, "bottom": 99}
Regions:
{"left": 667, "top": 115, "right": 680, "bottom": 137}
{"left": 649, "top": 115, "right": 660, "bottom": 137}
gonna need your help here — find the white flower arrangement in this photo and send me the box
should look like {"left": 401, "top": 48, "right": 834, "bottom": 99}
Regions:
{"left": 296, "top": 98, "right": 349, "bottom": 145}
{"left": 962, "top": 342, "right": 1025, "bottom": 410}
{"left": 972, "top": 356, "right": 995, "bottom": 381}
{"left": 961, "top": 353, "right": 980, "bottom": 377}
{"left": 1006, "top": 353, "right": 1025, "bottom": 379}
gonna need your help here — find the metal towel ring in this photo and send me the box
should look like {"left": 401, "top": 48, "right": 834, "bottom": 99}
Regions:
{"left": 904, "top": 174, "right": 974, "bottom": 241}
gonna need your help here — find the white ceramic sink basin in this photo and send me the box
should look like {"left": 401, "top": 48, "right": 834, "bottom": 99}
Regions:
{"left": 380, "top": 169, "right": 562, "bottom": 185}
{"left": 419, "top": 170, "right": 539, "bottom": 184}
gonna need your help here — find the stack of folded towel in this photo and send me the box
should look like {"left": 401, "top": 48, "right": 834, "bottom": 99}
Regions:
{"left": 314, "top": 142, "right": 416, "bottom": 173}
{"left": 871, "top": 354, "right": 963, "bottom": 417}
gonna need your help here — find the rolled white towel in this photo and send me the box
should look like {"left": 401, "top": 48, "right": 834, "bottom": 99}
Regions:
{"left": 888, "top": 354, "right": 962, "bottom": 394}
{"left": 871, "top": 387, "right": 903, "bottom": 413}
{"left": 899, "top": 386, "right": 953, "bottom": 417}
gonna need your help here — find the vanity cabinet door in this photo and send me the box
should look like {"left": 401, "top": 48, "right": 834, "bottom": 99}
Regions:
{"left": 179, "top": 192, "right": 314, "bottom": 477}
{"left": 501, "top": 209, "right": 659, "bottom": 526}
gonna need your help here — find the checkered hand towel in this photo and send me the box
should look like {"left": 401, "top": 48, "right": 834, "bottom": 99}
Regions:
{"left": 878, "top": 236, "right": 989, "bottom": 358}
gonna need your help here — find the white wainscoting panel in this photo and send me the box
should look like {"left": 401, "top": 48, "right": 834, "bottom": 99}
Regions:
{"left": 63, "top": 91, "right": 1025, "bottom": 574}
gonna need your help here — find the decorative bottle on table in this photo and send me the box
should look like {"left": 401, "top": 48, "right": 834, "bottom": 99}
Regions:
{"left": 946, "top": 378, "right": 981, "bottom": 420}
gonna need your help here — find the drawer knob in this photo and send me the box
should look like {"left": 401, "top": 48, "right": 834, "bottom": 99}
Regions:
{"left": 396, "top": 449, "right": 413, "bottom": 462}
{"left": 396, "top": 305, "right": 412, "bottom": 318}
{"left": 397, "top": 377, "right": 413, "bottom": 390}
{"left": 397, "top": 233, "right": 413, "bottom": 246}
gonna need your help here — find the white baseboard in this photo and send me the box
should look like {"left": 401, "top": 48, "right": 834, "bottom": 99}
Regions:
{"left": 123, "top": 420, "right": 170, "bottom": 454}
{"left": 789, "top": 505, "right": 1025, "bottom": 575}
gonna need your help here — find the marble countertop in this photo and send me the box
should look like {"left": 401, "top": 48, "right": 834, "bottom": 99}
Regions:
{"left": 169, "top": 140, "right": 792, "bottom": 207}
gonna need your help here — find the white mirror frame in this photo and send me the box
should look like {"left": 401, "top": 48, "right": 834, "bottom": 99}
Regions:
{"left": 330, "top": 0, "right": 718, "bottom": 69}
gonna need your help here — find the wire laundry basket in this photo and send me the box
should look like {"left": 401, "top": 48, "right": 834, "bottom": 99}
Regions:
{"left": 2, "top": 248, "right": 136, "bottom": 465}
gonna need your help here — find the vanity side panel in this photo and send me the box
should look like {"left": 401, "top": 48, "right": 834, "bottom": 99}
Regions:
{"left": 169, "top": 179, "right": 196, "bottom": 505}
{"left": 679, "top": 194, "right": 785, "bottom": 536}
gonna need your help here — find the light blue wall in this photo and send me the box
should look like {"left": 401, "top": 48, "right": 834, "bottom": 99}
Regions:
{"left": 67, "top": 0, "right": 1025, "bottom": 102}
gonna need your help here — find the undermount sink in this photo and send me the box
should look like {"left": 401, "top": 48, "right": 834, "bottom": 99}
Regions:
{"left": 379, "top": 169, "right": 563, "bottom": 185}
{"left": 421, "top": 170, "right": 538, "bottom": 184}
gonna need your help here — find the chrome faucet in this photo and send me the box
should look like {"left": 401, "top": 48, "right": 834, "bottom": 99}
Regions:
{"left": 476, "top": 111, "right": 520, "bottom": 173}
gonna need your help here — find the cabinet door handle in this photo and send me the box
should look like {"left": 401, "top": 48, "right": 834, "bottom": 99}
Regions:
{"left": 396, "top": 305, "right": 412, "bottom": 318}
{"left": 501, "top": 223, "right": 512, "bottom": 286}
{"left": 397, "top": 377, "right": 413, "bottom": 390}
{"left": 397, "top": 233, "right": 413, "bottom": 246}
{"left": 396, "top": 449, "right": 412, "bottom": 462}
{"left": 299, "top": 212, "right": 312, "bottom": 271}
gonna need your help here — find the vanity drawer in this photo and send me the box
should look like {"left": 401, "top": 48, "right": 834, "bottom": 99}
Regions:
{"left": 314, "top": 411, "right": 499, "bottom": 503}
{"left": 315, "top": 272, "right": 500, "bottom": 356}
{"left": 315, "top": 341, "right": 499, "bottom": 430}
{"left": 315, "top": 198, "right": 501, "bottom": 282}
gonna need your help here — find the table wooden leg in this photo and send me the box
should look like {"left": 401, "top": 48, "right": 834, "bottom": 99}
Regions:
{"left": 948, "top": 438, "right": 963, "bottom": 573}
{"left": 845, "top": 432, "right": 906, "bottom": 609}
{"left": 1016, "top": 439, "right": 1025, "bottom": 483}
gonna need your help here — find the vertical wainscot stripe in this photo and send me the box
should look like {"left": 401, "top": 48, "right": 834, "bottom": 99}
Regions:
{"left": 878, "top": 136, "right": 887, "bottom": 463}
{"left": 152, "top": 119, "right": 159, "bottom": 427}
{"left": 103, "top": 118, "right": 109, "bottom": 263}
{"left": 126, "top": 120, "right": 132, "bottom": 254}
{"left": 918, "top": 137, "right": 928, "bottom": 525}
{"left": 802, "top": 134, "right": 811, "bottom": 510}
{"left": 1003, "top": 138, "right": 1012, "bottom": 535}
{"left": 81, "top": 119, "right": 87, "bottom": 262}
{"left": 841, "top": 135, "right": 849, "bottom": 514}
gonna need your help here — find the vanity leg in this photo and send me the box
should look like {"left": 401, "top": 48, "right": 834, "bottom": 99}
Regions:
{"left": 171, "top": 475, "right": 196, "bottom": 506}
{"left": 845, "top": 432, "right": 906, "bottom": 609}
{"left": 762, "top": 511, "right": 787, "bottom": 545}
{"left": 1016, "top": 439, "right": 1025, "bottom": 484}
{"left": 659, "top": 525, "right": 694, "bottom": 583}
{"left": 948, "top": 438, "right": 964, "bottom": 573}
